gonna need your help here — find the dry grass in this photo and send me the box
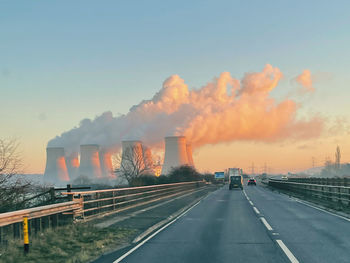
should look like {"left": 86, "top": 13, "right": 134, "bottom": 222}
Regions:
{"left": 0, "top": 222, "right": 135, "bottom": 263}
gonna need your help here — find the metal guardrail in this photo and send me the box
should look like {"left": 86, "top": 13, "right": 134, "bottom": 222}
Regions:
{"left": 288, "top": 177, "right": 350, "bottom": 186}
{"left": 0, "top": 201, "right": 80, "bottom": 245}
{"left": 63, "top": 181, "right": 205, "bottom": 219}
{"left": 1, "top": 184, "right": 91, "bottom": 213}
{"left": 268, "top": 179, "right": 350, "bottom": 205}
{"left": 0, "top": 181, "right": 206, "bottom": 244}
{"left": 0, "top": 201, "right": 80, "bottom": 227}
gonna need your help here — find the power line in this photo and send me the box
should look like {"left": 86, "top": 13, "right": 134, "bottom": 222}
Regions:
{"left": 249, "top": 162, "right": 255, "bottom": 175}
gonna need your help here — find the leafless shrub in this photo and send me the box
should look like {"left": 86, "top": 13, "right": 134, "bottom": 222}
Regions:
{"left": 0, "top": 138, "right": 31, "bottom": 212}
{"left": 114, "top": 145, "right": 153, "bottom": 185}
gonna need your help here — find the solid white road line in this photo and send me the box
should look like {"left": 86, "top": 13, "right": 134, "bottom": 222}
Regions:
{"left": 260, "top": 217, "right": 273, "bottom": 231}
{"left": 292, "top": 198, "right": 350, "bottom": 222}
{"left": 276, "top": 240, "right": 299, "bottom": 263}
{"left": 113, "top": 200, "right": 201, "bottom": 263}
{"left": 253, "top": 207, "right": 260, "bottom": 215}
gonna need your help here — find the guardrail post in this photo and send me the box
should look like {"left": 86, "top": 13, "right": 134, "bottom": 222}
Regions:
{"left": 97, "top": 192, "right": 100, "bottom": 216}
{"left": 34, "top": 218, "right": 41, "bottom": 234}
{"left": 49, "top": 187, "right": 55, "bottom": 203}
{"left": 42, "top": 216, "right": 49, "bottom": 229}
{"left": 113, "top": 191, "right": 116, "bottom": 211}
{"left": 321, "top": 185, "right": 325, "bottom": 200}
{"left": 13, "top": 222, "right": 20, "bottom": 239}
{"left": 67, "top": 184, "right": 73, "bottom": 201}
{"left": 51, "top": 214, "right": 58, "bottom": 227}
{"left": 23, "top": 216, "right": 29, "bottom": 253}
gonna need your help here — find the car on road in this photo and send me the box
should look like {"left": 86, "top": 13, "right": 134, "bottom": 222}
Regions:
{"left": 247, "top": 178, "right": 256, "bottom": 185}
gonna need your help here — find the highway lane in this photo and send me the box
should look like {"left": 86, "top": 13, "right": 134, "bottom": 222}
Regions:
{"left": 245, "top": 185, "right": 350, "bottom": 263}
{"left": 111, "top": 186, "right": 287, "bottom": 263}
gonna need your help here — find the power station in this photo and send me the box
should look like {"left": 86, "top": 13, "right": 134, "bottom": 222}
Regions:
{"left": 99, "top": 149, "right": 115, "bottom": 179}
{"left": 44, "top": 147, "right": 70, "bottom": 183}
{"left": 79, "top": 144, "right": 102, "bottom": 179}
{"left": 44, "top": 136, "right": 195, "bottom": 184}
{"left": 66, "top": 152, "right": 79, "bottom": 181}
{"left": 161, "top": 136, "right": 193, "bottom": 175}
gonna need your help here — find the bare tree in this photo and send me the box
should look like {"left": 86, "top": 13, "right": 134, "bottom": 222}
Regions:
{"left": 114, "top": 145, "right": 153, "bottom": 184}
{"left": 0, "top": 138, "right": 31, "bottom": 212}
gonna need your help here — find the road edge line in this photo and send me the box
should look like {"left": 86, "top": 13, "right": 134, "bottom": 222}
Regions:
{"left": 292, "top": 198, "right": 350, "bottom": 222}
{"left": 113, "top": 200, "right": 201, "bottom": 262}
{"left": 132, "top": 191, "right": 210, "bottom": 243}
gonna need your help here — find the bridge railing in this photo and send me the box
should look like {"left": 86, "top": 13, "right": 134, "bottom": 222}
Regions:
{"left": 287, "top": 177, "right": 350, "bottom": 186}
{"left": 63, "top": 181, "right": 205, "bottom": 220}
{"left": 268, "top": 179, "right": 350, "bottom": 205}
{"left": 0, "top": 181, "right": 206, "bottom": 244}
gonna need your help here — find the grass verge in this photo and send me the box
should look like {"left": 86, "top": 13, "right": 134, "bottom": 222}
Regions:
{"left": 0, "top": 222, "right": 135, "bottom": 263}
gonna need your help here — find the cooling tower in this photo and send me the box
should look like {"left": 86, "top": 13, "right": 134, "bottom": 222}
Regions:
{"left": 161, "top": 136, "right": 189, "bottom": 175}
{"left": 186, "top": 143, "right": 194, "bottom": 167}
{"left": 99, "top": 149, "right": 116, "bottom": 179}
{"left": 44, "top": 147, "right": 70, "bottom": 183}
{"left": 121, "top": 140, "right": 145, "bottom": 172}
{"left": 79, "top": 144, "right": 102, "bottom": 179}
{"left": 66, "top": 152, "right": 79, "bottom": 180}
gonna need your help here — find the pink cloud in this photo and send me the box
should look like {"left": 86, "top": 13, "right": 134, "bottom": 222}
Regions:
{"left": 295, "top": 69, "right": 314, "bottom": 92}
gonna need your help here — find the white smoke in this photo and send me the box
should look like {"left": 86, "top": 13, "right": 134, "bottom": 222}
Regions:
{"left": 48, "top": 64, "right": 324, "bottom": 154}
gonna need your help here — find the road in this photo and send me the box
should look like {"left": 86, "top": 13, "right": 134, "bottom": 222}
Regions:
{"left": 105, "top": 184, "right": 350, "bottom": 263}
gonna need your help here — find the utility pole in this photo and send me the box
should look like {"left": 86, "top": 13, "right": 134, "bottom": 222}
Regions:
{"left": 264, "top": 162, "right": 267, "bottom": 174}
{"left": 335, "top": 145, "right": 341, "bottom": 170}
{"left": 250, "top": 162, "right": 255, "bottom": 176}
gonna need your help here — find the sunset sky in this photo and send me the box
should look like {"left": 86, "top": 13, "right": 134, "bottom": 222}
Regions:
{"left": 1, "top": 1, "right": 350, "bottom": 174}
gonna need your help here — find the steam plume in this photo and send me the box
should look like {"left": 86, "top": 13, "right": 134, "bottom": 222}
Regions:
{"left": 48, "top": 65, "right": 323, "bottom": 153}
{"left": 294, "top": 69, "right": 314, "bottom": 92}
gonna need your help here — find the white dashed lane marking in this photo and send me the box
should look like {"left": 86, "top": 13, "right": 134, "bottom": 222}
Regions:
{"left": 276, "top": 240, "right": 300, "bottom": 263}
{"left": 245, "top": 189, "right": 299, "bottom": 263}
{"left": 253, "top": 207, "right": 260, "bottom": 215}
{"left": 260, "top": 217, "right": 273, "bottom": 231}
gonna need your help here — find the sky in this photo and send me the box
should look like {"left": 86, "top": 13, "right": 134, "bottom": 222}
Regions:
{"left": 1, "top": 0, "right": 350, "bottom": 174}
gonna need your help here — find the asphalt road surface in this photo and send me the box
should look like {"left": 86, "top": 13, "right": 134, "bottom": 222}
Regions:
{"left": 107, "top": 184, "right": 350, "bottom": 263}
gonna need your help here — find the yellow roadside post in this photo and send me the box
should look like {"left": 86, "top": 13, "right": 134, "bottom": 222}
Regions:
{"left": 23, "top": 216, "right": 29, "bottom": 253}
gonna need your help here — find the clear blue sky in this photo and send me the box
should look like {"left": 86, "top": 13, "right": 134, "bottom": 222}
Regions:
{"left": 1, "top": 0, "right": 350, "bottom": 173}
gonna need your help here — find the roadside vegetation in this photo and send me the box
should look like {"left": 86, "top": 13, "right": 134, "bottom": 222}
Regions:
{"left": 129, "top": 165, "right": 219, "bottom": 187}
{"left": 0, "top": 222, "right": 135, "bottom": 263}
{"left": 0, "top": 138, "right": 34, "bottom": 213}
